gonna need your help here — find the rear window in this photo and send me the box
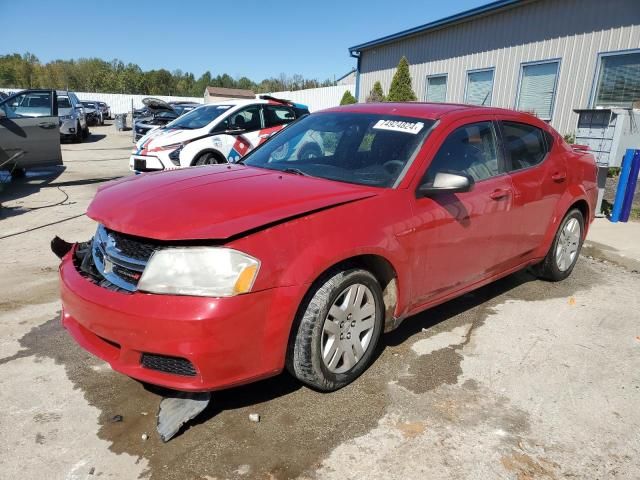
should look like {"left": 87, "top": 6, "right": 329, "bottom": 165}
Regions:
{"left": 501, "top": 121, "right": 548, "bottom": 171}
{"left": 264, "top": 105, "right": 296, "bottom": 128}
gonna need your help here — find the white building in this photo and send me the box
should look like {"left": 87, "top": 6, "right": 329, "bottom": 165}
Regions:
{"left": 349, "top": 0, "right": 640, "bottom": 135}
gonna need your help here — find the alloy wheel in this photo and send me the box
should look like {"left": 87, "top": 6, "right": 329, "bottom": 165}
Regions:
{"left": 555, "top": 217, "right": 581, "bottom": 272}
{"left": 321, "top": 283, "right": 376, "bottom": 374}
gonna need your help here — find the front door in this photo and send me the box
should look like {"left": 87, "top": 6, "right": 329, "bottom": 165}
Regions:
{"left": 0, "top": 89, "right": 62, "bottom": 171}
{"left": 407, "top": 119, "right": 517, "bottom": 307}
{"left": 223, "top": 105, "right": 265, "bottom": 162}
{"left": 499, "top": 119, "right": 567, "bottom": 259}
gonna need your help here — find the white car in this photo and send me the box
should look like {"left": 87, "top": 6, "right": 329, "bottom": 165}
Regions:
{"left": 129, "top": 96, "right": 310, "bottom": 172}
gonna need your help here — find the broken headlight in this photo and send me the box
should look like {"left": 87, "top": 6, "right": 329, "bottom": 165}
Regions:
{"left": 138, "top": 247, "right": 260, "bottom": 297}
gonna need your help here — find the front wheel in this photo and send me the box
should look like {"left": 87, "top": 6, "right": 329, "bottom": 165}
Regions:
{"left": 194, "top": 152, "right": 223, "bottom": 166}
{"left": 532, "top": 208, "right": 584, "bottom": 281}
{"left": 287, "top": 268, "right": 384, "bottom": 391}
{"left": 73, "top": 122, "right": 82, "bottom": 143}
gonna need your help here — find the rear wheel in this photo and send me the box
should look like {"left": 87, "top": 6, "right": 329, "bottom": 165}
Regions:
{"left": 533, "top": 208, "right": 584, "bottom": 281}
{"left": 287, "top": 268, "right": 384, "bottom": 391}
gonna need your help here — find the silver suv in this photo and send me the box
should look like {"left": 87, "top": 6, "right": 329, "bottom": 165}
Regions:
{"left": 58, "top": 91, "right": 88, "bottom": 142}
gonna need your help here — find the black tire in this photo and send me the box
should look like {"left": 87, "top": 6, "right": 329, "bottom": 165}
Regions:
{"left": 73, "top": 122, "right": 82, "bottom": 143}
{"left": 194, "top": 152, "right": 223, "bottom": 166}
{"left": 287, "top": 268, "right": 384, "bottom": 392}
{"left": 10, "top": 167, "right": 26, "bottom": 178}
{"left": 532, "top": 208, "right": 584, "bottom": 281}
{"left": 82, "top": 125, "right": 89, "bottom": 139}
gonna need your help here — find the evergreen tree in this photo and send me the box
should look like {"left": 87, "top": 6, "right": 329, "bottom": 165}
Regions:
{"left": 340, "top": 90, "right": 357, "bottom": 105}
{"left": 386, "top": 56, "right": 417, "bottom": 102}
{"left": 366, "top": 81, "right": 386, "bottom": 103}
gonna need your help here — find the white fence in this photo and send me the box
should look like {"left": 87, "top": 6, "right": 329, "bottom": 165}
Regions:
{"left": 263, "top": 84, "right": 355, "bottom": 112}
{"left": 2, "top": 84, "right": 356, "bottom": 114}
{"left": 2, "top": 88, "right": 202, "bottom": 114}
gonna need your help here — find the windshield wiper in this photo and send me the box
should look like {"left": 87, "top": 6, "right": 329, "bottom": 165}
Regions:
{"left": 282, "top": 167, "right": 310, "bottom": 177}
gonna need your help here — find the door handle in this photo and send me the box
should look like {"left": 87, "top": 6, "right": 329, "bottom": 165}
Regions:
{"left": 38, "top": 122, "right": 57, "bottom": 129}
{"left": 489, "top": 188, "right": 511, "bottom": 200}
{"left": 551, "top": 171, "right": 567, "bottom": 182}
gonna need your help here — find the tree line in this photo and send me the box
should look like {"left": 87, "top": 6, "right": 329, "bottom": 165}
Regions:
{"left": 0, "top": 53, "right": 336, "bottom": 96}
{"left": 340, "top": 56, "right": 417, "bottom": 105}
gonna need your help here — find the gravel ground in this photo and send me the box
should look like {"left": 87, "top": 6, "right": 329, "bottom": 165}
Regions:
{"left": 1, "top": 126, "right": 639, "bottom": 479}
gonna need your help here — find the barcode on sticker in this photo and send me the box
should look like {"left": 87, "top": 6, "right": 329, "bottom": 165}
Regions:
{"left": 373, "top": 119, "right": 424, "bottom": 134}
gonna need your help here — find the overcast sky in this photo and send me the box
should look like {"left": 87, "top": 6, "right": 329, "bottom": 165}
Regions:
{"left": 1, "top": 0, "right": 487, "bottom": 81}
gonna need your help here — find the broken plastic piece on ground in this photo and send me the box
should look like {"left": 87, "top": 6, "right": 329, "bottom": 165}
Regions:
{"left": 249, "top": 413, "right": 260, "bottom": 422}
{"left": 156, "top": 391, "right": 211, "bottom": 442}
{"left": 51, "top": 236, "right": 73, "bottom": 259}
{"left": 110, "top": 414, "right": 123, "bottom": 423}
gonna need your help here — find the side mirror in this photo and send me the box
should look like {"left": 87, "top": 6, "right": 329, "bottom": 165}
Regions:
{"left": 0, "top": 109, "right": 6, "bottom": 119}
{"left": 417, "top": 171, "right": 474, "bottom": 197}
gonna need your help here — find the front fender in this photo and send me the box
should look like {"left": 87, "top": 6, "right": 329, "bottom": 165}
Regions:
{"left": 228, "top": 192, "right": 414, "bottom": 318}
{"left": 180, "top": 136, "right": 228, "bottom": 167}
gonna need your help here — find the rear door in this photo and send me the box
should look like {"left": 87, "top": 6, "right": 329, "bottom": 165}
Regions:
{"left": 408, "top": 118, "right": 517, "bottom": 306}
{"left": 499, "top": 119, "right": 565, "bottom": 259}
{"left": 0, "top": 89, "right": 62, "bottom": 170}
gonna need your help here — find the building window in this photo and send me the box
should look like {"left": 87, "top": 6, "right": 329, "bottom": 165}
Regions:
{"left": 425, "top": 75, "right": 447, "bottom": 102}
{"left": 515, "top": 60, "right": 560, "bottom": 121}
{"left": 593, "top": 51, "right": 640, "bottom": 108}
{"left": 465, "top": 69, "right": 494, "bottom": 106}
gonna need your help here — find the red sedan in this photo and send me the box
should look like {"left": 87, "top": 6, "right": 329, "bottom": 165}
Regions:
{"left": 57, "top": 103, "right": 597, "bottom": 392}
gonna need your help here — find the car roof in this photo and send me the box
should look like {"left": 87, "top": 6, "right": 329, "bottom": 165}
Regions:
{"left": 320, "top": 102, "right": 542, "bottom": 123}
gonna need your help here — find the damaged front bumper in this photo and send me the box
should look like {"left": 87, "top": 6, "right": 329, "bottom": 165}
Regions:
{"left": 56, "top": 241, "right": 301, "bottom": 392}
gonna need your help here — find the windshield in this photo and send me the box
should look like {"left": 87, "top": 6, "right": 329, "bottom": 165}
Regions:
{"left": 82, "top": 102, "right": 95, "bottom": 108}
{"left": 166, "top": 104, "right": 232, "bottom": 129}
{"left": 57, "top": 97, "right": 72, "bottom": 109}
{"left": 243, "top": 112, "right": 434, "bottom": 188}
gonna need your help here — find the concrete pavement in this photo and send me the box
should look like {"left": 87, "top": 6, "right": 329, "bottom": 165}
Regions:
{"left": 1, "top": 126, "right": 639, "bottom": 479}
{"left": 584, "top": 218, "right": 640, "bottom": 271}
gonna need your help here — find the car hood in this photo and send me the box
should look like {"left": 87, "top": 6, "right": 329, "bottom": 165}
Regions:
{"left": 87, "top": 165, "right": 378, "bottom": 241}
{"left": 142, "top": 97, "right": 174, "bottom": 112}
{"left": 134, "top": 127, "right": 198, "bottom": 150}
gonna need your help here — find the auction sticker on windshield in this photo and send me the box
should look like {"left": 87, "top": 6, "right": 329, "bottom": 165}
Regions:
{"left": 373, "top": 119, "right": 424, "bottom": 134}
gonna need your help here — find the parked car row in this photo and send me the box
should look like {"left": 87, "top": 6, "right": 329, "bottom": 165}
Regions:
{"left": 81, "top": 101, "right": 104, "bottom": 126}
{"left": 130, "top": 96, "right": 310, "bottom": 171}
{"left": 133, "top": 98, "right": 200, "bottom": 141}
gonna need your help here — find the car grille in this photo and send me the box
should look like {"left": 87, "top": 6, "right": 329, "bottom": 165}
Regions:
{"left": 91, "top": 225, "right": 156, "bottom": 292}
{"left": 141, "top": 353, "right": 197, "bottom": 377}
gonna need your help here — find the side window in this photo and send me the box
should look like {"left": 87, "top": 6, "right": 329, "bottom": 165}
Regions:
{"left": 0, "top": 91, "right": 53, "bottom": 118}
{"left": 263, "top": 105, "right": 295, "bottom": 128}
{"left": 423, "top": 121, "right": 500, "bottom": 183}
{"left": 227, "top": 105, "right": 262, "bottom": 132}
{"left": 501, "top": 121, "right": 548, "bottom": 171}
